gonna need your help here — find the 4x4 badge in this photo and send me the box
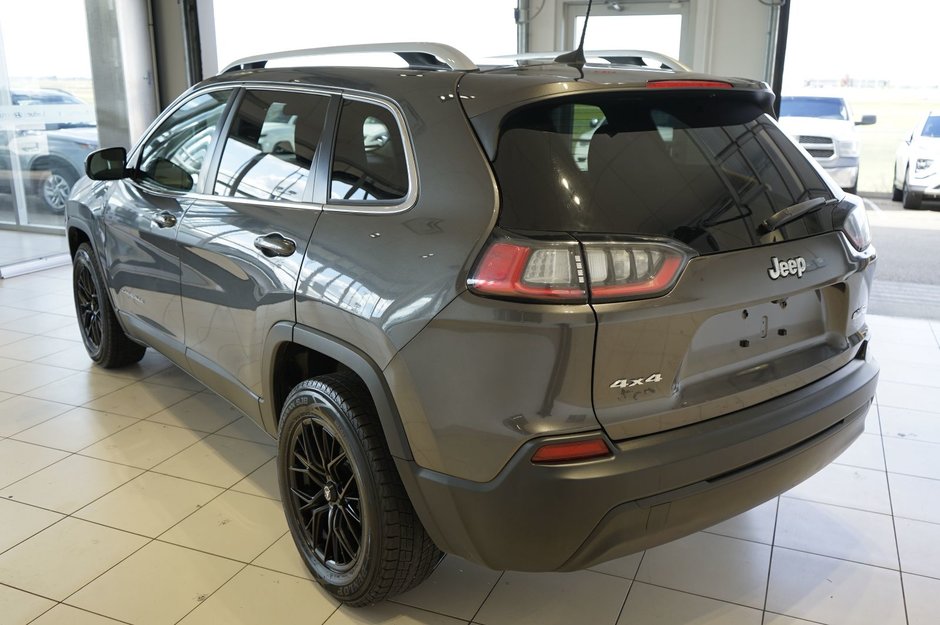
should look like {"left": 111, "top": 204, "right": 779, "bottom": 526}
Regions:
{"left": 767, "top": 255, "right": 807, "bottom": 280}
{"left": 610, "top": 373, "right": 663, "bottom": 389}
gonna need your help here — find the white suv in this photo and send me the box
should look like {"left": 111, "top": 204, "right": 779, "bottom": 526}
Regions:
{"left": 778, "top": 95, "right": 876, "bottom": 194}
{"left": 893, "top": 112, "right": 940, "bottom": 209}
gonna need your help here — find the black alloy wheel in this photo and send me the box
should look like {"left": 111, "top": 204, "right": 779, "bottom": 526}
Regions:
{"left": 75, "top": 259, "right": 103, "bottom": 352}
{"left": 277, "top": 373, "right": 441, "bottom": 606}
{"left": 71, "top": 243, "right": 147, "bottom": 368}
{"left": 286, "top": 413, "right": 364, "bottom": 573}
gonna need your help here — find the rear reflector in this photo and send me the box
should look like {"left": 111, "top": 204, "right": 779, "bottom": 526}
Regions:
{"left": 531, "top": 438, "right": 611, "bottom": 463}
{"left": 647, "top": 80, "right": 733, "bottom": 89}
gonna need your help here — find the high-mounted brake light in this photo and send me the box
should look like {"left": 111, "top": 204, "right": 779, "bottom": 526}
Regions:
{"left": 468, "top": 235, "right": 690, "bottom": 303}
{"left": 531, "top": 438, "right": 611, "bottom": 464}
{"left": 646, "top": 80, "right": 733, "bottom": 89}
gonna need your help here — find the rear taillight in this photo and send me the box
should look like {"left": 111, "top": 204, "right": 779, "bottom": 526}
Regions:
{"left": 468, "top": 233, "right": 691, "bottom": 303}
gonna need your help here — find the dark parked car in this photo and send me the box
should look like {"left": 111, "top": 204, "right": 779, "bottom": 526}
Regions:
{"left": 67, "top": 42, "right": 879, "bottom": 606}
{"left": 0, "top": 89, "right": 98, "bottom": 212}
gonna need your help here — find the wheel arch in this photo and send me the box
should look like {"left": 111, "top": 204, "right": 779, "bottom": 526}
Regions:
{"left": 262, "top": 321, "right": 413, "bottom": 461}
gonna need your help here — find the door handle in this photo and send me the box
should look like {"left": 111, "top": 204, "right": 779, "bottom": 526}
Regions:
{"left": 151, "top": 211, "right": 177, "bottom": 228}
{"left": 254, "top": 233, "right": 297, "bottom": 257}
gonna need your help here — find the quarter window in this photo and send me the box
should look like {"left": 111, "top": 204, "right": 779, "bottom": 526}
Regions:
{"left": 213, "top": 90, "right": 330, "bottom": 202}
{"left": 330, "top": 100, "right": 408, "bottom": 202}
{"left": 137, "top": 90, "right": 231, "bottom": 192}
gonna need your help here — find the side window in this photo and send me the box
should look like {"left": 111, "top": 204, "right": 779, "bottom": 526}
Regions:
{"left": 330, "top": 99, "right": 408, "bottom": 202}
{"left": 138, "top": 90, "right": 231, "bottom": 192}
{"left": 213, "top": 90, "right": 329, "bottom": 202}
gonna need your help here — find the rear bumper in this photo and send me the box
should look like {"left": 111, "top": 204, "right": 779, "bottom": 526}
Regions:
{"left": 398, "top": 350, "right": 878, "bottom": 571}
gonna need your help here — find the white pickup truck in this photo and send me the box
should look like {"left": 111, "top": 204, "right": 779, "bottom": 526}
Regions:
{"left": 778, "top": 95, "right": 876, "bottom": 194}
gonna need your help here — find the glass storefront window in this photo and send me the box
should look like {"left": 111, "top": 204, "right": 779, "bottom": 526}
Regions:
{"left": 0, "top": 1, "right": 98, "bottom": 230}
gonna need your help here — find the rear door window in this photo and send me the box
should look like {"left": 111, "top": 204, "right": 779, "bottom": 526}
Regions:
{"left": 492, "top": 94, "right": 833, "bottom": 254}
{"left": 213, "top": 89, "right": 330, "bottom": 202}
{"left": 329, "top": 99, "right": 409, "bottom": 203}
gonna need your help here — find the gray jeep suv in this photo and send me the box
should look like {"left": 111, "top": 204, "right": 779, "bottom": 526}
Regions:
{"left": 67, "top": 43, "right": 879, "bottom": 606}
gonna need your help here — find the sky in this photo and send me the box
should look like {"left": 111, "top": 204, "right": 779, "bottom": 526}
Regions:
{"left": 0, "top": 0, "right": 938, "bottom": 88}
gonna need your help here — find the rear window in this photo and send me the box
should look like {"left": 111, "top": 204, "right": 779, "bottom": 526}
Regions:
{"left": 492, "top": 94, "right": 835, "bottom": 254}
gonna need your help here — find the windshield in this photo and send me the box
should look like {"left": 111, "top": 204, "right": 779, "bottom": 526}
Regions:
{"left": 492, "top": 94, "right": 835, "bottom": 255}
{"left": 779, "top": 97, "right": 849, "bottom": 121}
{"left": 922, "top": 116, "right": 940, "bottom": 138}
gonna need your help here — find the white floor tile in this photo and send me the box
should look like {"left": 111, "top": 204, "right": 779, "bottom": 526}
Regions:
{"left": 80, "top": 420, "right": 207, "bottom": 469}
{"left": 0, "top": 454, "right": 142, "bottom": 514}
{"left": 230, "top": 458, "right": 279, "bottom": 500}
{"left": 475, "top": 569, "right": 630, "bottom": 625}
{"left": 766, "top": 548, "right": 906, "bottom": 625}
{"left": 883, "top": 436, "right": 940, "bottom": 480}
{"left": 327, "top": 602, "right": 464, "bottom": 625}
{"left": 0, "top": 498, "right": 64, "bottom": 554}
{"left": 0, "top": 517, "right": 146, "bottom": 600}
{"left": 784, "top": 463, "right": 892, "bottom": 514}
{"left": 215, "top": 415, "right": 275, "bottom": 444}
{"left": 774, "top": 498, "right": 899, "bottom": 569}
{"left": 12, "top": 407, "right": 137, "bottom": 452}
{"left": 153, "top": 434, "right": 276, "bottom": 488}
{"left": 252, "top": 532, "right": 313, "bottom": 581}
{"left": 0, "top": 395, "right": 73, "bottom": 437}
{"left": 74, "top": 471, "right": 222, "bottom": 537}
{"left": 67, "top": 540, "right": 242, "bottom": 625}
{"left": 762, "top": 613, "right": 832, "bottom": 625}
{"left": 833, "top": 433, "right": 886, "bottom": 471}
{"left": 589, "top": 552, "right": 645, "bottom": 579}
{"left": 0, "top": 335, "right": 76, "bottom": 362}
{"left": 903, "top": 572, "right": 940, "bottom": 625}
{"left": 618, "top": 582, "right": 762, "bottom": 625}
{"left": 177, "top": 566, "right": 337, "bottom": 625}
{"left": 881, "top": 405, "right": 940, "bottom": 444}
{"left": 25, "top": 370, "right": 134, "bottom": 406}
{"left": 705, "top": 498, "right": 778, "bottom": 545}
{"left": 895, "top": 517, "right": 940, "bottom": 579}
{"left": 83, "top": 381, "right": 198, "bottom": 418}
{"left": 635, "top": 532, "right": 771, "bottom": 609}
{"left": 0, "top": 584, "right": 55, "bottom": 625}
{"left": 147, "top": 390, "right": 242, "bottom": 433}
{"left": 876, "top": 380, "right": 940, "bottom": 413}
{"left": 4, "top": 308, "right": 76, "bottom": 334}
{"left": 160, "top": 490, "right": 288, "bottom": 562}
{"left": 887, "top": 472, "right": 940, "bottom": 524}
{"left": 396, "top": 556, "right": 501, "bottom": 621}
{"left": 144, "top": 365, "right": 206, "bottom": 391}
{"left": 0, "top": 362, "right": 82, "bottom": 394}
{"left": 0, "top": 439, "right": 69, "bottom": 489}
{"left": 29, "top": 604, "right": 127, "bottom": 625}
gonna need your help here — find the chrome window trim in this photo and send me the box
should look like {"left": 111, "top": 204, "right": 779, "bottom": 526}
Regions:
{"left": 322, "top": 90, "right": 418, "bottom": 215}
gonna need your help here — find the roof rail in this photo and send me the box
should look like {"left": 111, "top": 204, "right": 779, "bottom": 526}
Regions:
{"left": 488, "top": 49, "right": 689, "bottom": 72}
{"left": 221, "top": 42, "right": 478, "bottom": 74}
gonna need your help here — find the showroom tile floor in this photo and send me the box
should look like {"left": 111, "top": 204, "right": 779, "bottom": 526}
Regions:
{"left": 0, "top": 265, "right": 939, "bottom": 625}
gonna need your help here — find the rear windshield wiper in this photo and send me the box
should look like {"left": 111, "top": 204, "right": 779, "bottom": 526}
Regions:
{"left": 758, "top": 197, "right": 838, "bottom": 235}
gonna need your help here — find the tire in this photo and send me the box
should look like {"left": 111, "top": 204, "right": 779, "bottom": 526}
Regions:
{"left": 277, "top": 372, "right": 441, "bottom": 606}
{"left": 72, "top": 243, "right": 147, "bottom": 368}
{"left": 902, "top": 169, "right": 923, "bottom": 210}
{"left": 37, "top": 162, "right": 78, "bottom": 214}
{"left": 892, "top": 166, "right": 903, "bottom": 201}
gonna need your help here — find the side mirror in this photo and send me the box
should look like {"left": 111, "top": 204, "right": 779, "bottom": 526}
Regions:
{"left": 85, "top": 147, "right": 128, "bottom": 180}
{"left": 855, "top": 114, "right": 877, "bottom": 126}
